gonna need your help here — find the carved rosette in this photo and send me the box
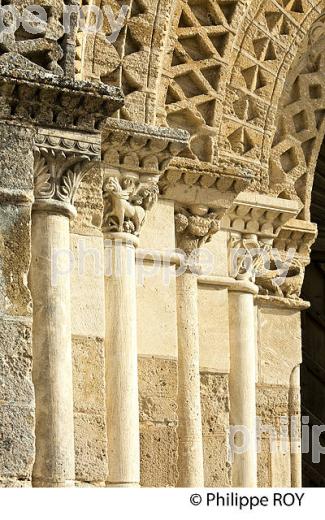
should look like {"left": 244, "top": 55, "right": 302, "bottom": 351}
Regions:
{"left": 175, "top": 204, "right": 223, "bottom": 257}
{"left": 33, "top": 129, "right": 101, "bottom": 215}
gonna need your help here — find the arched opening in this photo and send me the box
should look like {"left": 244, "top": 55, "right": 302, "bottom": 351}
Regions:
{"left": 301, "top": 140, "right": 325, "bottom": 486}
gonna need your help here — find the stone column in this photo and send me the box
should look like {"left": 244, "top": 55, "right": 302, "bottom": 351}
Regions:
{"left": 101, "top": 123, "right": 189, "bottom": 487}
{"left": 228, "top": 279, "right": 258, "bottom": 487}
{"left": 103, "top": 173, "right": 159, "bottom": 487}
{"left": 289, "top": 365, "right": 302, "bottom": 487}
{"left": 29, "top": 132, "right": 98, "bottom": 487}
{"left": 174, "top": 205, "right": 221, "bottom": 487}
{"left": 227, "top": 232, "right": 259, "bottom": 487}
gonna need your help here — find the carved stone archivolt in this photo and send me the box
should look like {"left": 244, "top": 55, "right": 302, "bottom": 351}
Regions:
{"left": 0, "top": 1, "right": 76, "bottom": 77}
{"left": 33, "top": 128, "right": 101, "bottom": 212}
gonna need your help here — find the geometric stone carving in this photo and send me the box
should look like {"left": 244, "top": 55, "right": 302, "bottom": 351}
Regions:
{"left": 269, "top": 15, "right": 325, "bottom": 214}
{"left": 163, "top": 0, "right": 238, "bottom": 162}
{"left": 0, "top": 1, "right": 70, "bottom": 76}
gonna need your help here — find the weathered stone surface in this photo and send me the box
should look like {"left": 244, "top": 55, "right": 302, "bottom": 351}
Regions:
{"left": 71, "top": 165, "right": 104, "bottom": 236}
{"left": 0, "top": 318, "right": 33, "bottom": 404}
{"left": 72, "top": 335, "right": 106, "bottom": 415}
{"left": 139, "top": 356, "right": 177, "bottom": 425}
{"left": 72, "top": 335, "right": 107, "bottom": 484}
{"left": 140, "top": 425, "right": 178, "bottom": 487}
{"left": 257, "top": 306, "right": 302, "bottom": 385}
{"left": 203, "top": 435, "right": 231, "bottom": 487}
{"left": 74, "top": 413, "right": 107, "bottom": 484}
{"left": 201, "top": 372, "right": 231, "bottom": 487}
{"left": 0, "top": 404, "right": 34, "bottom": 481}
{"left": 0, "top": 204, "right": 32, "bottom": 317}
{"left": 0, "top": 122, "right": 34, "bottom": 487}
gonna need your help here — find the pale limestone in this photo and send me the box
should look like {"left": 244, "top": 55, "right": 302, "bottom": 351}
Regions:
{"left": 2, "top": 0, "right": 325, "bottom": 491}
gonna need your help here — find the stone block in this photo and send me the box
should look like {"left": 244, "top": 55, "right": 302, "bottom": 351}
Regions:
{"left": 257, "top": 306, "right": 302, "bottom": 385}
{"left": 70, "top": 234, "right": 105, "bottom": 338}
{"left": 72, "top": 335, "right": 105, "bottom": 415}
{"left": 74, "top": 413, "right": 107, "bottom": 484}
{"left": 198, "top": 287, "right": 230, "bottom": 372}
{"left": 140, "top": 424, "right": 178, "bottom": 487}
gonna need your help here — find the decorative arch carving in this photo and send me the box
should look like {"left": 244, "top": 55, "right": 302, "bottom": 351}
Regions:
{"left": 269, "top": 12, "right": 325, "bottom": 220}
{"left": 76, "top": 0, "right": 175, "bottom": 123}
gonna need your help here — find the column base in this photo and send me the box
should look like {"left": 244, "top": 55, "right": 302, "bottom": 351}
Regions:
{"left": 32, "top": 479, "right": 75, "bottom": 488}
{"left": 106, "top": 482, "right": 140, "bottom": 488}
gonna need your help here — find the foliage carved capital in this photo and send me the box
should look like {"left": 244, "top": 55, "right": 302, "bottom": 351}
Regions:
{"left": 33, "top": 128, "right": 101, "bottom": 213}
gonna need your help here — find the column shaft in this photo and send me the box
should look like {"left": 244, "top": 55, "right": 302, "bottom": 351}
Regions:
{"left": 229, "top": 289, "right": 257, "bottom": 487}
{"left": 176, "top": 271, "right": 204, "bottom": 487}
{"left": 289, "top": 365, "right": 302, "bottom": 487}
{"left": 104, "top": 236, "right": 140, "bottom": 487}
{"left": 30, "top": 210, "right": 75, "bottom": 487}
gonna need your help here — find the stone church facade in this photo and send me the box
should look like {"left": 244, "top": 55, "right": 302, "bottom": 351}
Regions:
{"left": 0, "top": 0, "right": 325, "bottom": 488}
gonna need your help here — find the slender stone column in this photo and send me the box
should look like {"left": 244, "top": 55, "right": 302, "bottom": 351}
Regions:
{"left": 29, "top": 132, "right": 98, "bottom": 487}
{"left": 104, "top": 232, "right": 140, "bottom": 487}
{"left": 174, "top": 205, "right": 221, "bottom": 487}
{"left": 102, "top": 173, "right": 159, "bottom": 487}
{"left": 176, "top": 269, "right": 204, "bottom": 487}
{"left": 289, "top": 365, "right": 302, "bottom": 487}
{"left": 30, "top": 201, "right": 76, "bottom": 487}
{"left": 228, "top": 277, "right": 258, "bottom": 487}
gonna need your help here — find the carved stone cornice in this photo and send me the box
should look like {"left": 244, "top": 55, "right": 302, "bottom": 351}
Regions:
{"left": 0, "top": 55, "right": 123, "bottom": 131}
{"left": 33, "top": 128, "right": 101, "bottom": 217}
{"left": 222, "top": 193, "right": 300, "bottom": 240}
{"left": 101, "top": 120, "right": 190, "bottom": 239}
{"left": 160, "top": 160, "right": 253, "bottom": 196}
{"left": 102, "top": 119, "right": 189, "bottom": 176}
{"left": 175, "top": 204, "right": 224, "bottom": 256}
{"left": 273, "top": 219, "right": 318, "bottom": 261}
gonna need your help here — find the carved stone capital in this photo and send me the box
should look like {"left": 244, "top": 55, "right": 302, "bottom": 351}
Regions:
{"left": 228, "top": 232, "right": 265, "bottom": 281}
{"left": 229, "top": 217, "right": 317, "bottom": 300}
{"left": 224, "top": 194, "right": 306, "bottom": 293}
{"left": 175, "top": 204, "right": 224, "bottom": 256}
{"left": 33, "top": 128, "right": 101, "bottom": 217}
{"left": 102, "top": 173, "right": 159, "bottom": 237}
{"left": 101, "top": 120, "right": 189, "bottom": 239}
